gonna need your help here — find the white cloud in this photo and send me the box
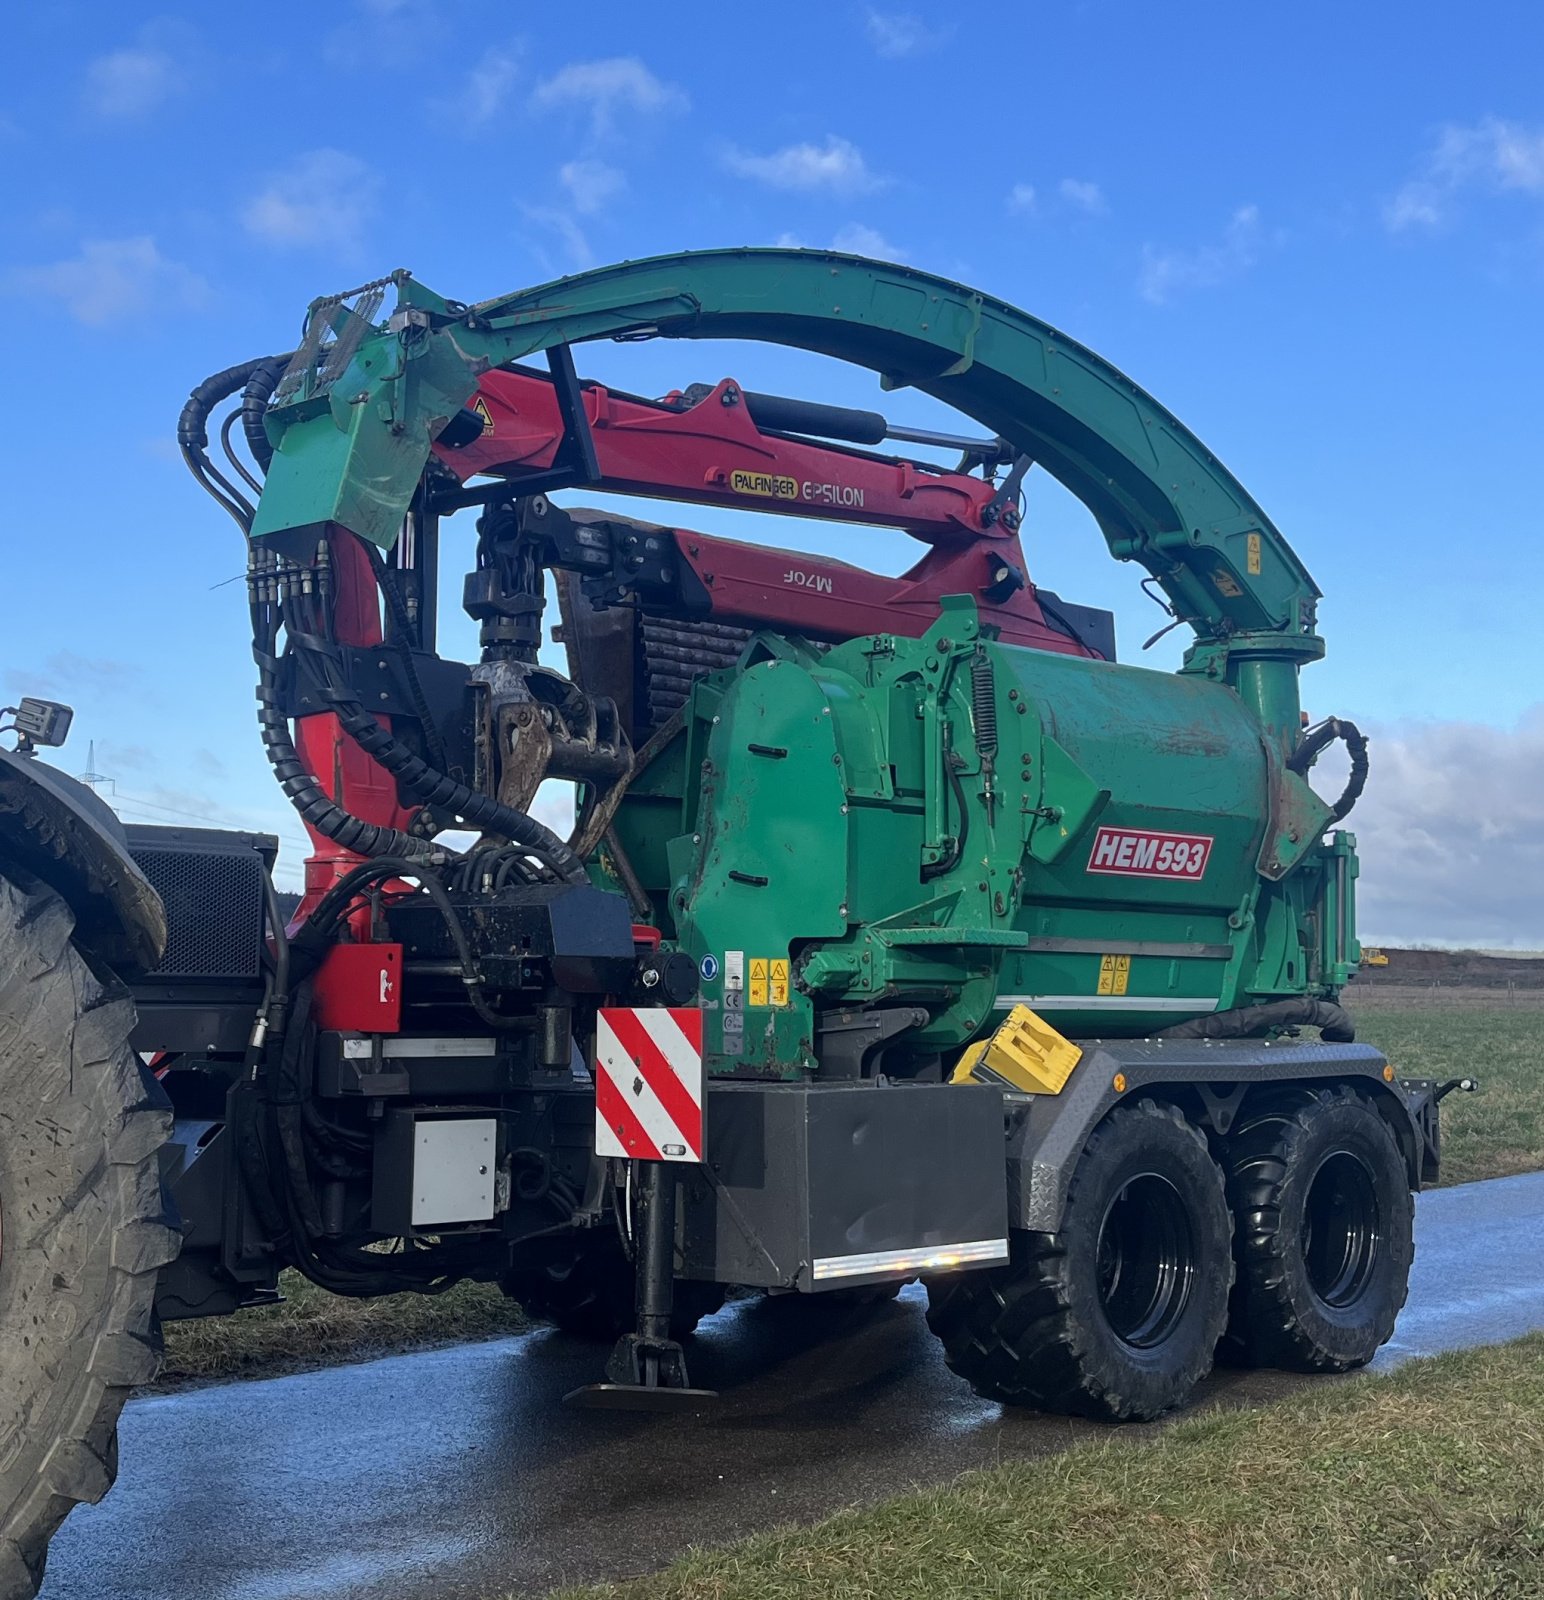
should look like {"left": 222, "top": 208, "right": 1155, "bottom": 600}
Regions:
{"left": 522, "top": 207, "right": 592, "bottom": 273}
{"left": 85, "top": 44, "right": 182, "bottom": 118}
{"left": 1352, "top": 709, "right": 1544, "bottom": 946}
{"left": 1385, "top": 116, "right": 1544, "bottom": 232}
{"left": 1139, "top": 204, "right": 1265, "bottom": 304}
{"left": 723, "top": 136, "right": 883, "bottom": 195}
{"left": 832, "top": 223, "right": 906, "bottom": 260}
{"left": 84, "top": 22, "right": 196, "bottom": 119}
{"left": 531, "top": 57, "right": 686, "bottom": 137}
{"left": 241, "top": 149, "right": 381, "bottom": 254}
{"left": 462, "top": 47, "right": 522, "bottom": 125}
{"left": 6, "top": 237, "right": 209, "bottom": 326}
{"left": 1007, "top": 182, "right": 1037, "bottom": 215}
{"left": 325, "top": 0, "right": 436, "bottom": 66}
{"left": 775, "top": 231, "right": 804, "bottom": 248}
{"left": 1059, "top": 178, "right": 1107, "bottom": 215}
{"left": 559, "top": 159, "right": 625, "bottom": 215}
{"left": 865, "top": 9, "right": 935, "bottom": 57}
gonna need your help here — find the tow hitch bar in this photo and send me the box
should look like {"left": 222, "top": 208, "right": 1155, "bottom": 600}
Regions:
{"left": 564, "top": 1159, "right": 717, "bottom": 1412}
{"left": 1436, "top": 1076, "right": 1480, "bottom": 1101}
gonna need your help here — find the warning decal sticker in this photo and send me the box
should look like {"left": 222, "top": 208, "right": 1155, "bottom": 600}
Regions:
{"left": 1096, "top": 954, "right": 1132, "bottom": 996}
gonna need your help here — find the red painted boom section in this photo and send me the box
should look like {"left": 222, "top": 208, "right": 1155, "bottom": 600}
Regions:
{"left": 436, "top": 370, "right": 1099, "bottom": 659}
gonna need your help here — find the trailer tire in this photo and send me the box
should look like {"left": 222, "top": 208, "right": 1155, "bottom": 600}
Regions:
{"left": 0, "top": 874, "right": 177, "bottom": 1600}
{"left": 926, "top": 1099, "right": 1231, "bottom": 1422}
{"left": 1219, "top": 1086, "right": 1413, "bottom": 1372}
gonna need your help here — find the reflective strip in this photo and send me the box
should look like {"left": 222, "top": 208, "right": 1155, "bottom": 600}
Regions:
{"left": 811, "top": 1238, "right": 1009, "bottom": 1281}
{"left": 342, "top": 1036, "right": 497, "bottom": 1059}
{"left": 993, "top": 995, "right": 1219, "bottom": 1012}
{"left": 594, "top": 1007, "right": 704, "bottom": 1164}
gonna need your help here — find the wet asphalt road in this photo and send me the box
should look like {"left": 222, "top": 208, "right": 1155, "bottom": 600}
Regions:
{"left": 41, "top": 1169, "right": 1544, "bottom": 1600}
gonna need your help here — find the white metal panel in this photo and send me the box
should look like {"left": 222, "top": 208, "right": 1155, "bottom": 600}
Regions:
{"left": 412, "top": 1118, "right": 497, "bottom": 1226}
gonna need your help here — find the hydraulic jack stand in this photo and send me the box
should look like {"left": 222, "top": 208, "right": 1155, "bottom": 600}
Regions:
{"left": 565, "top": 1159, "right": 717, "bottom": 1411}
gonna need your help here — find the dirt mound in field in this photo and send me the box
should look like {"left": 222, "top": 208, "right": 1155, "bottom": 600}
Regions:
{"left": 1354, "top": 947, "right": 1544, "bottom": 989}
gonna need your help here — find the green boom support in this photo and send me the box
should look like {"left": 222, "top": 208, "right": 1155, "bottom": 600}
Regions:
{"left": 253, "top": 248, "right": 1323, "bottom": 670}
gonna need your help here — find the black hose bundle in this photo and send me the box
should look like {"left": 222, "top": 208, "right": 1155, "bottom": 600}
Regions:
{"left": 182, "top": 351, "right": 582, "bottom": 877}
{"left": 284, "top": 629, "right": 585, "bottom": 883}
{"left": 1289, "top": 717, "right": 1369, "bottom": 823}
{"left": 233, "top": 861, "right": 538, "bottom": 1297}
{"left": 1156, "top": 998, "right": 1355, "bottom": 1044}
{"left": 178, "top": 355, "right": 290, "bottom": 533}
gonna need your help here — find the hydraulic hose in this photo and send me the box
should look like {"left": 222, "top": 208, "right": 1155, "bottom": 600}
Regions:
{"left": 284, "top": 630, "right": 586, "bottom": 882}
{"left": 179, "top": 355, "right": 288, "bottom": 533}
{"left": 1156, "top": 998, "right": 1355, "bottom": 1044}
{"left": 288, "top": 854, "right": 529, "bottom": 1031}
{"left": 1289, "top": 717, "right": 1369, "bottom": 823}
{"left": 189, "top": 352, "right": 583, "bottom": 877}
{"left": 241, "top": 354, "right": 291, "bottom": 473}
{"left": 253, "top": 637, "right": 443, "bottom": 861}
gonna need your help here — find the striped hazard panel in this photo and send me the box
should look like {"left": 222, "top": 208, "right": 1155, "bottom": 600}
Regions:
{"left": 594, "top": 1008, "right": 704, "bottom": 1163}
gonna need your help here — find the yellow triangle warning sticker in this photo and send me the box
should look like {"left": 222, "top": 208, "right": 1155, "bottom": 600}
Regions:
{"left": 471, "top": 396, "right": 493, "bottom": 436}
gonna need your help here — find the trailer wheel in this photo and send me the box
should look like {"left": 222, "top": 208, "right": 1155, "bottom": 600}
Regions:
{"left": 1220, "top": 1086, "right": 1413, "bottom": 1371}
{"left": 926, "top": 1099, "right": 1231, "bottom": 1421}
{"left": 0, "top": 874, "right": 177, "bottom": 1600}
{"left": 506, "top": 1234, "right": 723, "bottom": 1341}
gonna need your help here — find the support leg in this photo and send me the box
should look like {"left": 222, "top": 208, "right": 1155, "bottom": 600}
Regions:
{"left": 563, "top": 1160, "right": 717, "bottom": 1411}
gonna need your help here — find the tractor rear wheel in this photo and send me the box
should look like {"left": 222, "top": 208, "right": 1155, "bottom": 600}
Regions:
{"left": 1219, "top": 1086, "right": 1413, "bottom": 1371}
{"left": 0, "top": 874, "right": 177, "bottom": 1600}
{"left": 926, "top": 1099, "right": 1232, "bottom": 1421}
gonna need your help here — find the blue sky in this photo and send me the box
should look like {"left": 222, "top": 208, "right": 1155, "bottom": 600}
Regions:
{"left": 2, "top": 0, "right": 1541, "bottom": 940}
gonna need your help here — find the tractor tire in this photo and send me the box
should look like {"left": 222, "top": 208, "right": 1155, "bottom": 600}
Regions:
{"left": 506, "top": 1234, "right": 723, "bottom": 1341}
{"left": 1219, "top": 1085, "right": 1413, "bottom": 1372}
{"left": 0, "top": 874, "right": 177, "bottom": 1600}
{"left": 926, "top": 1099, "right": 1232, "bottom": 1422}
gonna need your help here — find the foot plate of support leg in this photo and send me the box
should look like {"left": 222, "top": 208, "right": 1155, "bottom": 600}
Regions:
{"left": 563, "top": 1381, "right": 719, "bottom": 1413}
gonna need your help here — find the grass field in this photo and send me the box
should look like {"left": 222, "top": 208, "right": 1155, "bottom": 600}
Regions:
{"left": 552, "top": 1333, "right": 1544, "bottom": 1600}
{"left": 157, "top": 1273, "right": 528, "bottom": 1386}
{"left": 1353, "top": 1006, "right": 1541, "bottom": 1186}
{"left": 158, "top": 1003, "right": 1540, "bottom": 1385}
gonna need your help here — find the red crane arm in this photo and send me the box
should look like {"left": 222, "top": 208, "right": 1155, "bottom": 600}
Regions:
{"left": 434, "top": 369, "right": 1102, "bottom": 659}
{"left": 436, "top": 372, "right": 1011, "bottom": 545}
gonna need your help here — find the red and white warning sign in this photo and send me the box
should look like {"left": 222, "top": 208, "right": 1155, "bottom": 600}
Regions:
{"left": 594, "top": 1008, "right": 704, "bottom": 1163}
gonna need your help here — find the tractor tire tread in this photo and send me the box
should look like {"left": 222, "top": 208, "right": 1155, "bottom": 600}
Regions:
{"left": 0, "top": 874, "right": 175, "bottom": 1600}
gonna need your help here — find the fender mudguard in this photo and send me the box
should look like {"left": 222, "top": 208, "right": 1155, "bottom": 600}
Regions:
{"left": 1008, "top": 1038, "right": 1429, "bottom": 1232}
{"left": 0, "top": 747, "right": 166, "bottom": 975}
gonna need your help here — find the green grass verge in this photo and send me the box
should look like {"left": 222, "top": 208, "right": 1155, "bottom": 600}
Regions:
{"left": 555, "top": 1334, "right": 1544, "bottom": 1600}
{"left": 157, "top": 1272, "right": 528, "bottom": 1387}
{"left": 1354, "top": 1008, "right": 1542, "bottom": 1186}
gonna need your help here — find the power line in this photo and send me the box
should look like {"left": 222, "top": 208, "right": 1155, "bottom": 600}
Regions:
{"left": 108, "top": 798, "right": 312, "bottom": 861}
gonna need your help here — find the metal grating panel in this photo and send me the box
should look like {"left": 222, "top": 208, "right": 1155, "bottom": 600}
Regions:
{"left": 638, "top": 615, "right": 750, "bottom": 728}
{"left": 128, "top": 842, "right": 265, "bottom": 980}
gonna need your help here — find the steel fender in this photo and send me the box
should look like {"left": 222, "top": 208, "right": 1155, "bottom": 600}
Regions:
{"left": 0, "top": 747, "right": 166, "bottom": 975}
{"left": 1008, "top": 1039, "right": 1423, "bottom": 1233}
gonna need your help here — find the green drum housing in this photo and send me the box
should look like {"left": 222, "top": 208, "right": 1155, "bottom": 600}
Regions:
{"left": 607, "top": 595, "right": 1357, "bottom": 1080}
